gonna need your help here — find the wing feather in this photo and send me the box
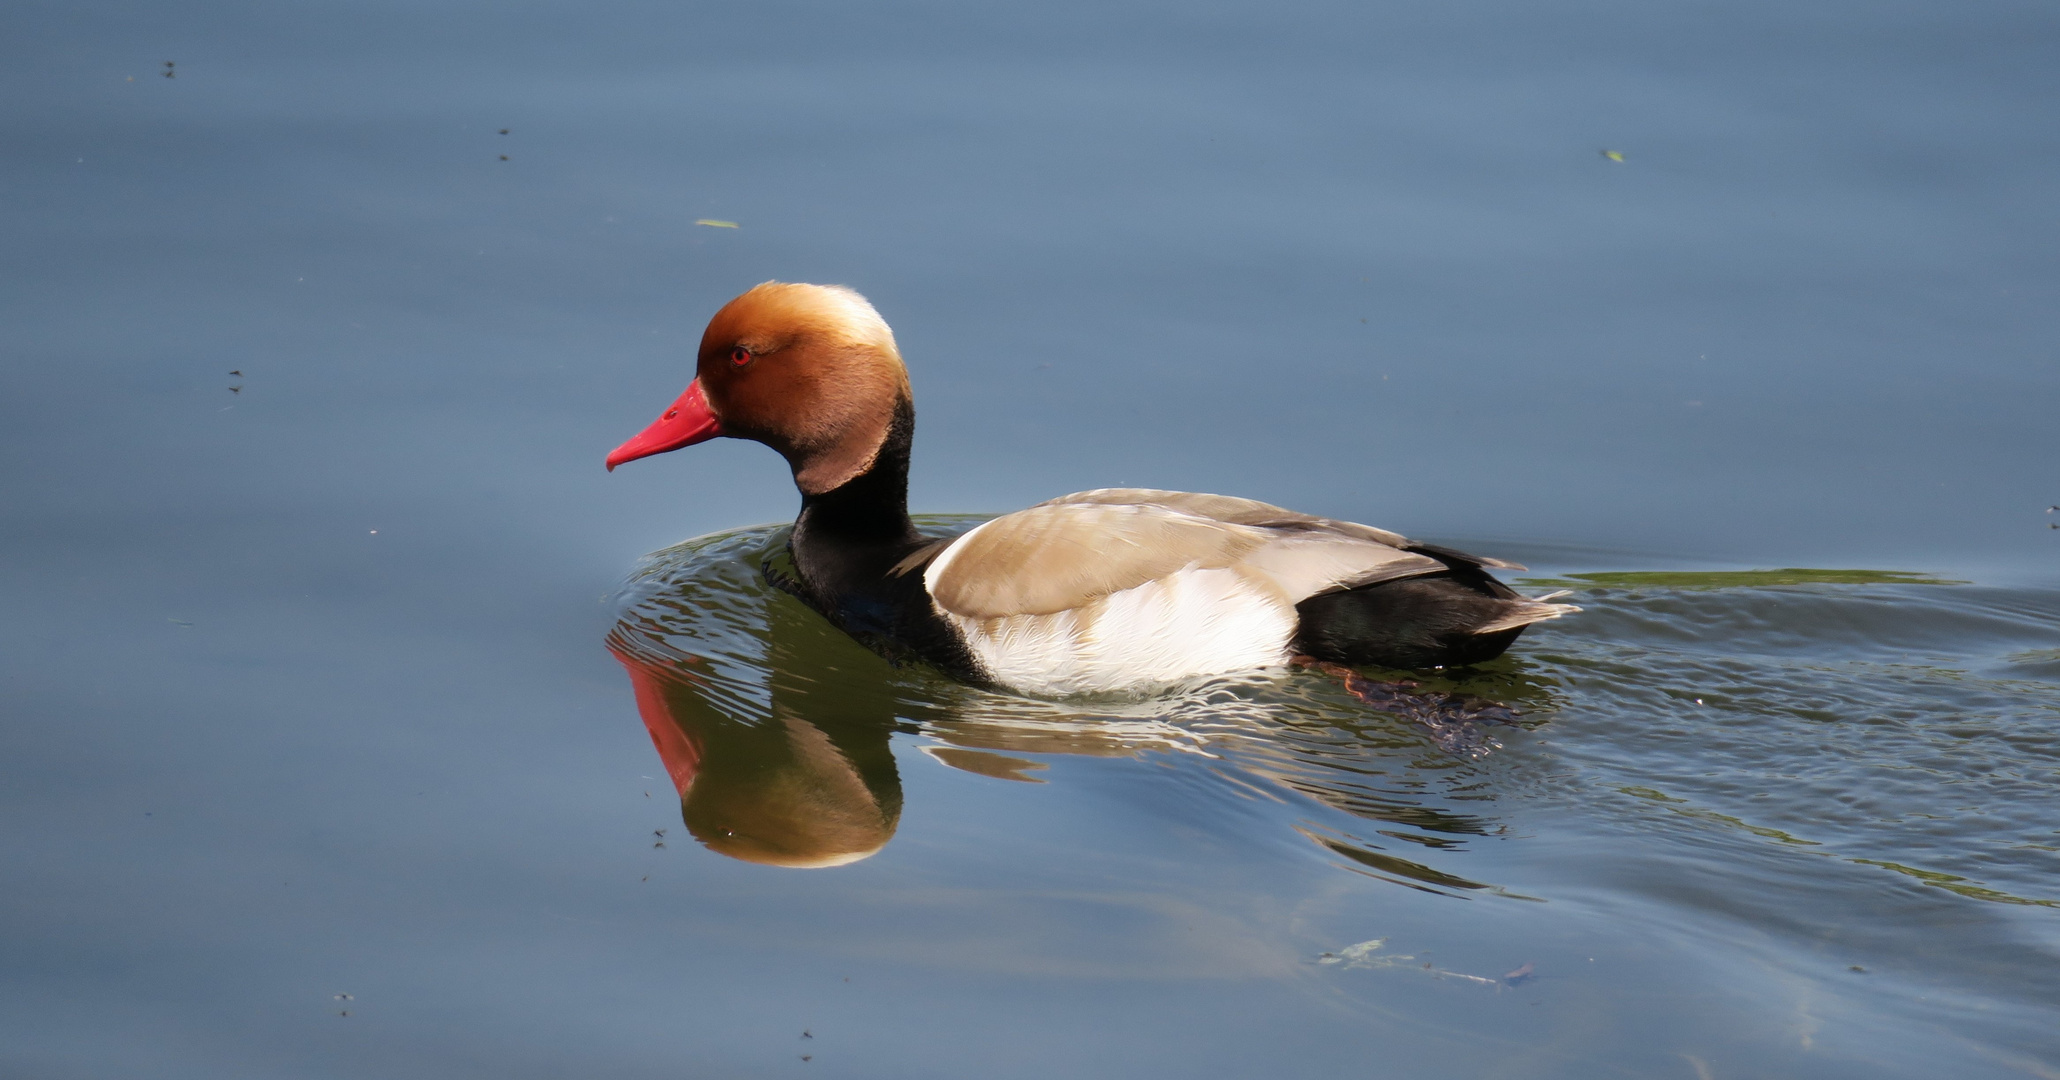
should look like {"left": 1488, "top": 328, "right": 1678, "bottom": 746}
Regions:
{"left": 1044, "top": 489, "right": 1526, "bottom": 572}
{"left": 925, "top": 494, "right": 1449, "bottom": 620}
{"left": 1039, "top": 488, "right": 1412, "bottom": 547}
{"left": 1238, "top": 532, "right": 1444, "bottom": 599}
{"left": 924, "top": 503, "right": 1267, "bottom": 618}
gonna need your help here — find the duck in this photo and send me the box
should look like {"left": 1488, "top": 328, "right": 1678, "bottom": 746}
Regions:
{"left": 606, "top": 282, "right": 1576, "bottom": 697}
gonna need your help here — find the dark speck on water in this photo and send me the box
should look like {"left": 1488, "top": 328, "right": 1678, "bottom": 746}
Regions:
{"left": 4, "top": 0, "right": 2057, "bottom": 1077}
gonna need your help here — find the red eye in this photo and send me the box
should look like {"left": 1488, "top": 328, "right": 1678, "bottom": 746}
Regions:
{"left": 730, "top": 346, "right": 752, "bottom": 367}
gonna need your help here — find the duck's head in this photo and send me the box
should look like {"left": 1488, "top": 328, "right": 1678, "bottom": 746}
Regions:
{"left": 606, "top": 281, "right": 911, "bottom": 495}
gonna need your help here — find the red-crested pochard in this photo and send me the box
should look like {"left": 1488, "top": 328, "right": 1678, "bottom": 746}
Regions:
{"left": 607, "top": 282, "right": 1576, "bottom": 696}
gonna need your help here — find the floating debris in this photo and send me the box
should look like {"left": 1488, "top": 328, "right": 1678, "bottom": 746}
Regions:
{"left": 163, "top": 61, "right": 175, "bottom": 80}
{"left": 1600, "top": 149, "right": 1624, "bottom": 162}
{"left": 695, "top": 219, "right": 740, "bottom": 229}
{"left": 1316, "top": 937, "right": 1388, "bottom": 965}
{"left": 1317, "top": 938, "right": 1533, "bottom": 988}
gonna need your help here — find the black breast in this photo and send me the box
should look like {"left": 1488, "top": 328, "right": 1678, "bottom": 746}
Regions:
{"left": 771, "top": 532, "right": 986, "bottom": 683}
{"left": 778, "top": 399, "right": 986, "bottom": 683}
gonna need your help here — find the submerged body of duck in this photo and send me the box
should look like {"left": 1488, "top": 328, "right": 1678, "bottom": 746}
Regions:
{"left": 607, "top": 282, "right": 1575, "bottom": 696}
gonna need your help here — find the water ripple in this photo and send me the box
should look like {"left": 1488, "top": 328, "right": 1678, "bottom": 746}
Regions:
{"left": 611, "top": 523, "right": 2060, "bottom": 914}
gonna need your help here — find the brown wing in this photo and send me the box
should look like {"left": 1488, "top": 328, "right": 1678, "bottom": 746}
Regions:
{"left": 923, "top": 499, "right": 1447, "bottom": 620}
{"left": 1039, "top": 488, "right": 1304, "bottom": 525}
{"left": 1236, "top": 529, "right": 1445, "bottom": 600}
{"left": 1038, "top": 488, "right": 1522, "bottom": 571}
{"left": 1039, "top": 487, "right": 1415, "bottom": 548}
{"left": 924, "top": 503, "right": 1271, "bottom": 619}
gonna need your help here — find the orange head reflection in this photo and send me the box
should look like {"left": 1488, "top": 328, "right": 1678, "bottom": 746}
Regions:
{"left": 608, "top": 631, "right": 901, "bottom": 868}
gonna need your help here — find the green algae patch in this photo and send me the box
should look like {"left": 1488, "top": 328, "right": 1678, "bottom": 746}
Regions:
{"left": 1852, "top": 859, "right": 2059, "bottom": 908}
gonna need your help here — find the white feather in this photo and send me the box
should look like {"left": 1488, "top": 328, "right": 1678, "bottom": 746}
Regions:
{"left": 939, "top": 566, "right": 1295, "bottom": 696}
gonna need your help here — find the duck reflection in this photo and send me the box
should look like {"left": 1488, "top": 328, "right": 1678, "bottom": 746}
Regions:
{"left": 607, "top": 526, "right": 1562, "bottom": 883}
{"left": 608, "top": 593, "right": 904, "bottom": 867}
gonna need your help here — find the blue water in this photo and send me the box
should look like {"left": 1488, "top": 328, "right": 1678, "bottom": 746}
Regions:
{"left": 3, "top": 0, "right": 2057, "bottom": 1075}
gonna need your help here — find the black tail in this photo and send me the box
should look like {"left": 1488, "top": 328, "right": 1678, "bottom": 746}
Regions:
{"left": 1291, "top": 536, "right": 1577, "bottom": 669}
{"left": 1291, "top": 567, "right": 1533, "bottom": 669}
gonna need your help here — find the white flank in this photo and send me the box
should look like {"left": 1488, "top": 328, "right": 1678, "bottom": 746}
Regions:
{"left": 938, "top": 566, "right": 1296, "bottom": 696}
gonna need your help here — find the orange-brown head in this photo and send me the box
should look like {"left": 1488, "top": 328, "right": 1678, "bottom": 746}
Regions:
{"left": 605, "top": 282, "right": 912, "bottom": 495}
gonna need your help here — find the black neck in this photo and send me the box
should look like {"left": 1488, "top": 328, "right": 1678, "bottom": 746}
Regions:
{"left": 776, "top": 395, "right": 985, "bottom": 682}
{"left": 793, "top": 395, "right": 918, "bottom": 548}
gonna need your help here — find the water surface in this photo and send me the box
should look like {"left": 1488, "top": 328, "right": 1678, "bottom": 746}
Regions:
{"left": 3, "top": 0, "right": 2057, "bottom": 1075}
